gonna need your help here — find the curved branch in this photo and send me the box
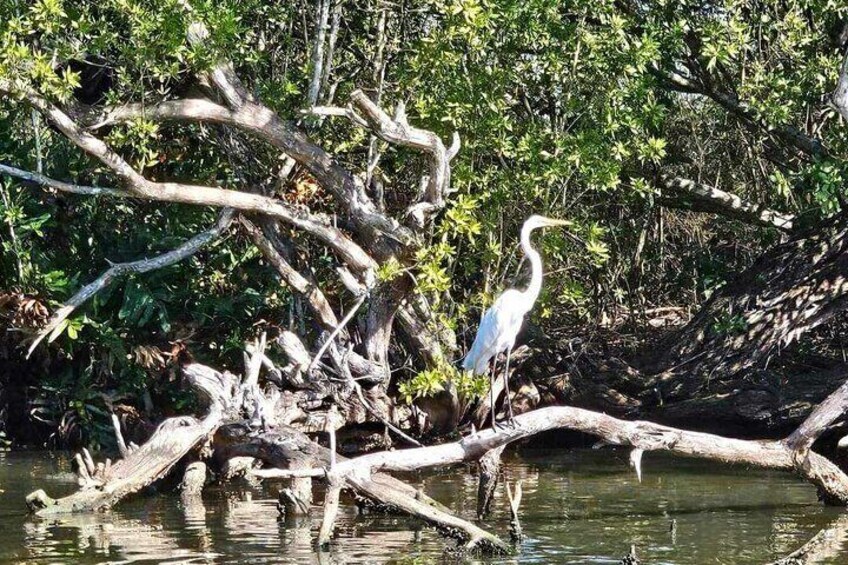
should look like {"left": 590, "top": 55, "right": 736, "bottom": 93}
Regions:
{"left": 268, "top": 401, "right": 848, "bottom": 504}
{"left": 0, "top": 163, "right": 125, "bottom": 197}
{"left": 349, "top": 90, "right": 459, "bottom": 226}
{"left": 653, "top": 68, "right": 825, "bottom": 157}
{"left": 657, "top": 175, "right": 795, "bottom": 231}
{"left": 79, "top": 103, "right": 410, "bottom": 247}
{"left": 241, "top": 216, "right": 340, "bottom": 330}
{"left": 0, "top": 86, "right": 376, "bottom": 274}
{"left": 26, "top": 208, "right": 236, "bottom": 357}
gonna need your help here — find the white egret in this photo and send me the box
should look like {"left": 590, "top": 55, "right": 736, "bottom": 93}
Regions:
{"left": 463, "top": 215, "right": 569, "bottom": 429}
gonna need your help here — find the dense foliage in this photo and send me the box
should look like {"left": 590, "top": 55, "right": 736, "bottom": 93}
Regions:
{"left": 1, "top": 0, "right": 847, "bottom": 445}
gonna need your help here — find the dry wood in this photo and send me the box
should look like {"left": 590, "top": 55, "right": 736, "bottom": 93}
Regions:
{"left": 26, "top": 413, "right": 219, "bottom": 515}
{"left": 277, "top": 396, "right": 848, "bottom": 504}
{"left": 317, "top": 481, "right": 341, "bottom": 547}
{"left": 832, "top": 48, "right": 848, "bottom": 122}
{"left": 24, "top": 346, "right": 269, "bottom": 515}
{"left": 658, "top": 175, "right": 794, "bottom": 231}
{"left": 26, "top": 208, "right": 235, "bottom": 357}
{"left": 180, "top": 461, "right": 207, "bottom": 496}
{"left": 505, "top": 479, "right": 523, "bottom": 542}
{"left": 0, "top": 163, "right": 125, "bottom": 197}
{"left": 219, "top": 423, "right": 509, "bottom": 552}
{"left": 477, "top": 445, "right": 505, "bottom": 519}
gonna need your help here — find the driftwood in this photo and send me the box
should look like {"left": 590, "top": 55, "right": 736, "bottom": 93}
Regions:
{"left": 20, "top": 334, "right": 848, "bottom": 557}
{"left": 25, "top": 338, "right": 269, "bottom": 515}
{"left": 219, "top": 422, "right": 510, "bottom": 552}
{"left": 26, "top": 414, "right": 218, "bottom": 515}
{"left": 255, "top": 375, "right": 848, "bottom": 507}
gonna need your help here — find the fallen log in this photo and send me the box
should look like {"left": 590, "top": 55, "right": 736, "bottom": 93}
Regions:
{"left": 25, "top": 338, "right": 266, "bottom": 515}
{"left": 23, "top": 332, "right": 848, "bottom": 556}
{"left": 26, "top": 413, "right": 220, "bottom": 515}
{"left": 218, "top": 422, "right": 510, "bottom": 552}
{"left": 266, "top": 376, "right": 848, "bottom": 505}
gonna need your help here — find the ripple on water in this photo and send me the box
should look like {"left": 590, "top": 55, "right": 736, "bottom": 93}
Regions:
{"left": 0, "top": 449, "right": 844, "bottom": 564}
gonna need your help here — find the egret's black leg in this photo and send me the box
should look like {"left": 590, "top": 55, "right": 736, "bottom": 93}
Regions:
{"left": 504, "top": 347, "right": 517, "bottom": 427}
{"left": 489, "top": 359, "right": 500, "bottom": 431}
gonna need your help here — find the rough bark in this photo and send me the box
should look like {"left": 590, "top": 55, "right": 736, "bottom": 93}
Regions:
{"left": 646, "top": 216, "right": 848, "bottom": 402}
{"left": 477, "top": 446, "right": 505, "bottom": 519}
{"left": 277, "top": 400, "right": 848, "bottom": 504}
{"left": 657, "top": 175, "right": 794, "bottom": 231}
{"left": 831, "top": 48, "right": 848, "bottom": 122}
{"left": 217, "top": 422, "right": 509, "bottom": 552}
{"left": 26, "top": 413, "right": 219, "bottom": 515}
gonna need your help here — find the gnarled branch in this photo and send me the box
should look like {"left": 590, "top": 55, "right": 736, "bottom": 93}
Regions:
{"left": 0, "top": 84, "right": 377, "bottom": 273}
{"left": 26, "top": 208, "right": 236, "bottom": 357}
{"left": 657, "top": 175, "right": 795, "bottom": 231}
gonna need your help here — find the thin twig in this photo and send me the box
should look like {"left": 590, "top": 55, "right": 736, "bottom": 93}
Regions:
{"left": 307, "top": 292, "right": 368, "bottom": 373}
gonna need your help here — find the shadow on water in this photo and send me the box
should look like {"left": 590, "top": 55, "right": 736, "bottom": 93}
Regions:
{"left": 1, "top": 448, "right": 847, "bottom": 564}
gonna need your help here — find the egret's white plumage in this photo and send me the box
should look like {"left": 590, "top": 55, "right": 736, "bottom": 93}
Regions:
{"left": 463, "top": 215, "right": 568, "bottom": 428}
{"left": 463, "top": 289, "right": 526, "bottom": 375}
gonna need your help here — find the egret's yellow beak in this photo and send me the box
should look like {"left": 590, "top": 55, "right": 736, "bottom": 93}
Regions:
{"left": 538, "top": 217, "right": 571, "bottom": 228}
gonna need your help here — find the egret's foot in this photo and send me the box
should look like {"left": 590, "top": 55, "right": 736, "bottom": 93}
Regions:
{"left": 505, "top": 418, "right": 522, "bottom": 430}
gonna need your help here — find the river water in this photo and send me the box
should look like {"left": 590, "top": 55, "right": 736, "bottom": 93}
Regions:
{"left": 0, "top": 448, "right": 843, "bottom": 564}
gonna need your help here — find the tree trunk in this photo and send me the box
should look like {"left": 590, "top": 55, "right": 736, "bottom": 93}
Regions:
{"left": 645, "top": 216, "right": 848, "bottom": 403}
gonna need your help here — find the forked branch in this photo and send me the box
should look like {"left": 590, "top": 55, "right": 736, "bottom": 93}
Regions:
{"left": 26, "top": 208, "right": 236, "bottom": 357}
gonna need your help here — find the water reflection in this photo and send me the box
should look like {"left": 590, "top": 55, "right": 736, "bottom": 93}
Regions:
{"left": 1, "top": 449, "right": 846, "bottom": 563}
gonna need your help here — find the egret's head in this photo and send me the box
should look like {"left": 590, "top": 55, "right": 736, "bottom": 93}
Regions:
{"left": 524, "top": 214, "right": 570, "bottom": 230}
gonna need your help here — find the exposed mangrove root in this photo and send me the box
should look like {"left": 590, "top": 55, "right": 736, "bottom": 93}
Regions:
{"left": 224, "top": 423, "right": 510, "bottom": 552}
{"left": 180, "top": 461, "right": 207, "bottom": 497}
{"left": 505, "top": 479, "right": 523, "bottom": 543}
{"left": 476, "top": 445, "right": 505, "bottom": 519}
{"left": 22, "top": 342, "right": 848, "bottom": 556}
{"left": 25, "top": 337, "right": 270, "bottom": 515}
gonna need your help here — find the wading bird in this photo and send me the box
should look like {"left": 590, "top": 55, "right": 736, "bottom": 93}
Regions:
{"left": 463, "top": 215, "right": 569, "bottom": 429}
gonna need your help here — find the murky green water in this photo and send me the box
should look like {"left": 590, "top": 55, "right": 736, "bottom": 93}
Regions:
{"left": 0, "top": 448, "right": 844, "bottom": 564}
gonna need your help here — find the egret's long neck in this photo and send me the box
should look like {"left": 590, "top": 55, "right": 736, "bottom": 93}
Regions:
{"left": 520, "top": 223, "right": 544, "bottom": 305}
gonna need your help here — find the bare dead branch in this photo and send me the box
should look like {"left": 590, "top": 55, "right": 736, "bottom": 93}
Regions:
{"left": 111, "top": 413, "right": 129, "bottom": 458}
{"left": 277, "top": 399, "right": 848, "bottom": 504}
{"left": 786, "top": 380, "right": 848, "bottom": 453}
{"left": 0, "top": 87, "right": 379, "bottom": 273}
{"left": 317, "top": 482, "right": 342, "bottom": 547}
{"left": 300, "top": 105, "right": 369, "bottom": 128}
{"left": 657, "top": 175, "right": 795, "bottom": 231}
{"left": 0, "top": 163, "right": 125, "bottom": 197}
{"left": 26, "top": 208, "right": 236, "bottom": 357}
{"left": 349, "top": 89, "right": 460, "bottom": 220}
{"left": 832, "top": 48, "right": 848, "bottom": 122}
{"left": 307, "top": 293, "right": 367, "bottom": 373}
{"left": 242, "top": 216, "right": 342, "bottom": 330}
